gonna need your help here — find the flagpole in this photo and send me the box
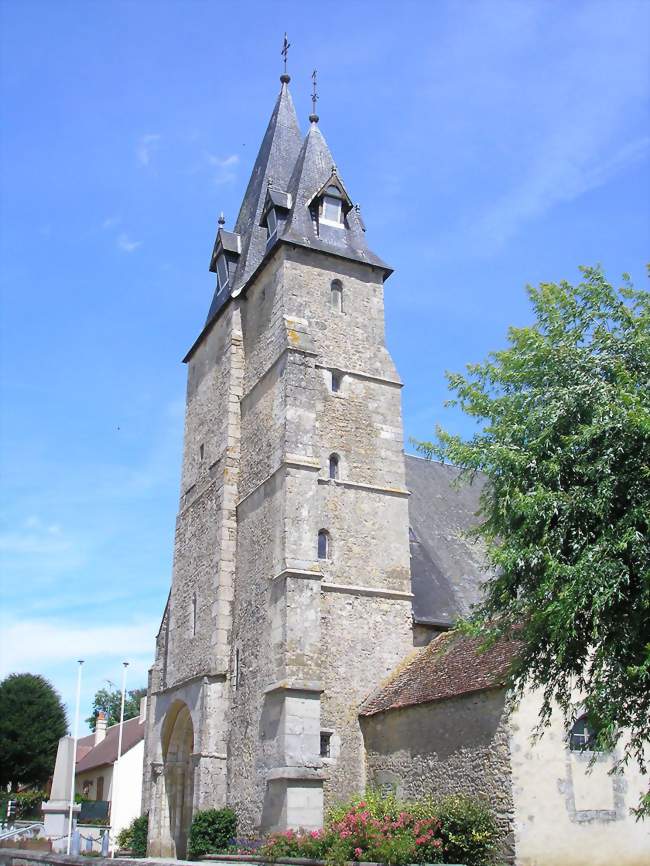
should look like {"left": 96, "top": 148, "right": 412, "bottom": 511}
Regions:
{"left": 111, "top": 661, "right": 129, "bottom": 857}
{"left": 66, "top": 660, "right": 84, "bottom": 855}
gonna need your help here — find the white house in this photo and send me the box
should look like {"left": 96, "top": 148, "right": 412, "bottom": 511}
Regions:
{"left": 45, "top": 699, "right": 146, "bottom": 845}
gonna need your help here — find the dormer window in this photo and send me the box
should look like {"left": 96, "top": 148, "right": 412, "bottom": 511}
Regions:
{"left": 266, "top": 207, "right": 278, "bottom": 240}
{"left": 216, "top": 254, "right": 229, "bottom": 292}
{"left": 321, "top": 186, "right": 344, "bottom": 227}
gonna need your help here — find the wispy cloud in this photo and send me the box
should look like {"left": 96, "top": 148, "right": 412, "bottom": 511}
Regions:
{"left": 102, "top": 215, "right": 120, "bottom": 230}
{"left": 0, "top": 618, "right": 156, "bottom": 677}
{"left": 466, "top": 135, "right": 650, "bottom": 254}
{"left": 205, "top": 153, "right": 239, "bottom": 185}
{"left": 116, "top": 232, "right": 142, "bottom": 253}
{"left": 136, "top": 133, "right": 161, "bottom": 167}
{"left": 0, "top": 515, "right": 82, "bottom": 572}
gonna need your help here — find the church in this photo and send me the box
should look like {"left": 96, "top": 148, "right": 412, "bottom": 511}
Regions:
{"left": 141, "top": 71, "right": 648, "bottom": 865}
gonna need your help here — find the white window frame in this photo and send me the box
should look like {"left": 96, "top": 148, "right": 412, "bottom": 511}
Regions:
{"left": 320, "top": 195, "right": 343, "bottom": 228}
{"left": 266, "top": 208, "right": 278, "bottom": 240}
{"left": 216, "top": 254, "right": 229, "bottom": 292}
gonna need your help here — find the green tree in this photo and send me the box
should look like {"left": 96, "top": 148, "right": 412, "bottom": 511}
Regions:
{"left": 0, "top": 673, "right": 68, "bottom": 790}
{"left": 415, "top": 266, "right": 650, "bottom": 810}
{"left": 86, "top": 686, "right": 147, "bottom": 731}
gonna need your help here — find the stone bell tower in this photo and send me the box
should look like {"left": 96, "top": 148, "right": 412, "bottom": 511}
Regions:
{"left": 143, "top": 71, "right": 412, "bottom": 850}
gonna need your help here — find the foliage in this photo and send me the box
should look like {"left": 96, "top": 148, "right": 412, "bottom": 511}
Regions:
{"left": 0, "top": 673, "right": 68, "bottom": 790}
{"left": 414, "top": 266, "right": 650, "bottom": 811}
{"left": 116, "top": 814, "right": 148, "bottom": 857}
{"left": 85, "top": 686, "right": 147, "bottom": 731}
{"left": 0, "top": 790, "right": 47, "bottom": 821}
{"left": 326, "top": 787, "right": 402, "bottom": 824}
{"left": 187, "top": 808, "right": 237, "bottom": 859}
{"left": 417, "top": 795, "right": 500, "bottom": 866}
{"left": 260, "top": 790, "right": 497, "bottom": 865}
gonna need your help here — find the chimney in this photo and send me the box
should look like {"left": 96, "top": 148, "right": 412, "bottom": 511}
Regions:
{"left": 139, "top": 696, "right": 147, "bottom": 723}
{"left": 94, "top": 711, "right": 107, "bottom": 745}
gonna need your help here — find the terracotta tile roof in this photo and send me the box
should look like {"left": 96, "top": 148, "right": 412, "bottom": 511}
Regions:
{"left": 360, "top": 631, "right": 520, "bottom": 717}
{"left": 75, "top": 716, "right": 145, "bottom": 772}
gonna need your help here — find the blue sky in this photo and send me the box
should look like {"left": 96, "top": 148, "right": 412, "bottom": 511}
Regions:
{"left": 1, "top": 0, "right": 648, "bottom": 730}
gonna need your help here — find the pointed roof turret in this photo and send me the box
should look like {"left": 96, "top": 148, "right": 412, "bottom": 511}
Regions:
{"left": 204, "top": 77, "right": 302, "bottom": 325}
{"left": 280, "top": 119, "right": 390, "bottom": 273}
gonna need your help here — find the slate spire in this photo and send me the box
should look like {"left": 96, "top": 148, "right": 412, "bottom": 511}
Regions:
{"left": 281, "top": 117, "right": 390, "bottom": 272}
{"left": 204, "top": 76, "right": 302, "bottom": 324}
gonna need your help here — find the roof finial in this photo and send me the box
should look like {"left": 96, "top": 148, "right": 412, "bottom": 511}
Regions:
{"left": 218, "top": 212, "right": 226, "bottom": 228}
{"left": 309, "top": 69, "right": 319, "bottom": 124}
{"left": 280, "top": 33, "right": 291, "bottom": 83}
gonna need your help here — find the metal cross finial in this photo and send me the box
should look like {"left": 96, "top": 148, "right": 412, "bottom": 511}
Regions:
{"left": 218, "top": 212, "right": 226, "bottom": 228}
{"left": 309, "top": 69, "right": 319, "bottom": 123}
{"left": 281, "top": 33, "right": 291, "bottom": 74}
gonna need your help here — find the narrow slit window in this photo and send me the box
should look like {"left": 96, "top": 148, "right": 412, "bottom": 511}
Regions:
{"left": 234, "top": 648, "right": 240, "bottom": 690}
{"left": 331, "top": 371, "right": 342, "bottom": 393}
{"left": 331, "top": 280, "right": 343, "bottom": 312}
{"left": 329, "top": 454, "right": 340, "bottom": 480}
{"left": 191, "top": 593, "right": 197, "bottom": 636}
{"left": 320, "top": 732, "right": 332, "bottom": 758}
{"left": 317, "top": 529, "right": 330, "bottom": 560}
{"left": 199, "top": 443, "right": 205, "bottom": 461}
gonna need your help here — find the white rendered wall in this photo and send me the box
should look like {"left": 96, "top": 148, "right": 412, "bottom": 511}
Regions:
{"left": 510, "top": 689, "right": 650, "bottom": 866}
{"left": 109, "top": 741, "right": 145, "bottom": 835}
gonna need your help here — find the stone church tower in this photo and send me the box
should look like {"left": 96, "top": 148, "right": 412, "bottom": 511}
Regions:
{"left": 143, "top": 72, "right": 413, "bottom": 855}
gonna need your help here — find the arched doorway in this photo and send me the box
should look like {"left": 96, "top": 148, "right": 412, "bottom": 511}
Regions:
{"left": 161, "top": 701, "right": 195, "bottom": 858}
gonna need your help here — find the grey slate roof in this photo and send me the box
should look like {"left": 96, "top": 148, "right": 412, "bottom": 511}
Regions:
{"left": 204, "top": 79, "right": 303, "bottom": 326}
{"left": 197, "top": 81, "right": 391, "bottom": 348}
{"left": 281, "top": 122, "right": 391, "bottom": 272}
{"left": 406, "top": 454, "right": 490, "bottom": 627}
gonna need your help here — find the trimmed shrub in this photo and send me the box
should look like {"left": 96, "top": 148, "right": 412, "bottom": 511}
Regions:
{"left": 188, "top": 808, "right": 237, "bottom": 859}
{"left": 116, "top": 814, "right": 148, "bottom": 857}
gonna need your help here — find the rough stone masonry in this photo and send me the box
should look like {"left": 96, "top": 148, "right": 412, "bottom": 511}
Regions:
{"left": 141, "top": 74, "right": 414, "bottom": 856}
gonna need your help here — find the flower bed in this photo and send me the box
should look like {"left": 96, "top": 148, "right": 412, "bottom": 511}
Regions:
{"left": 256, "top": 791, "right": 498, "bottom": 866}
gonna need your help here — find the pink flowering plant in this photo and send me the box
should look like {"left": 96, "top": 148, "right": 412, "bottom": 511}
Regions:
{"left": 258, "top": 790, "right": 497, "bottom": 866}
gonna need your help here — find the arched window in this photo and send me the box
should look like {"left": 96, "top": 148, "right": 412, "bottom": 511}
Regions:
{"left": 568, "top": 714, "right": 601, "bottom": 751}
{"left": 317, "top": 529, "right": 330, "bottom": 560}
{"left": 331, "top": 279, "right": 343, "bottom": 312}
{"left": 329, "top": 454, "right": 340, "bottom": 480}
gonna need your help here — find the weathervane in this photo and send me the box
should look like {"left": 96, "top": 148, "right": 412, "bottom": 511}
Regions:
{"left": 310, "top": 69, "right": 319, "bottom": 123}
{"left": 281, "top": 33, "right": 291, "bottom": 76}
